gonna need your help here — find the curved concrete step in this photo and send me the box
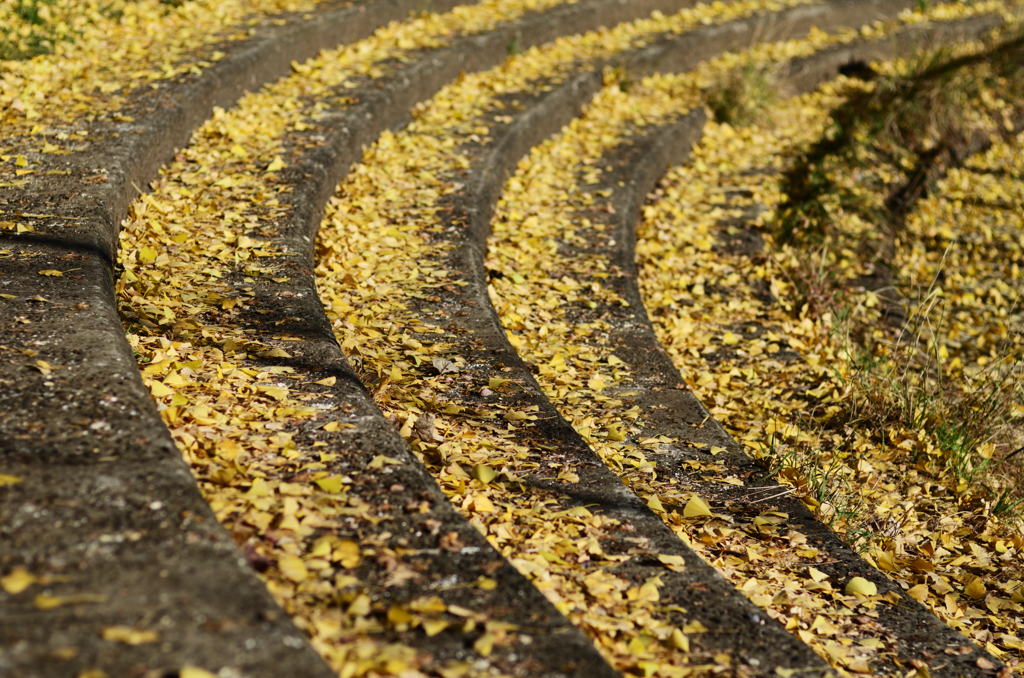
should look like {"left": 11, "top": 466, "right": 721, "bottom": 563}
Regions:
{"left": 479, "top": 7, "right": 1017, "bottom": 678}
{"left": 1, "top": 0, "right": 653, "bottom": 675}
{"left": 307, "top": 0, "right": 971, "bottom": 675}
{"left": 2, "top": 0, "right": 745, "bottom": 676}
{"left": 111, "top": 1, "right": 832, "bottom": 675}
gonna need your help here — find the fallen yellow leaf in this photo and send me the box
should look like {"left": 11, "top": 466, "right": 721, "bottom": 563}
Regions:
{"left": 683, "top": 496, "right": 712, "bottom": 518}
{"left": 1, "top": 568, "right": 35, "bottom": 594}
{"left": 101, "top": 626, "right": 159, "bottom": 645}
{"left": 683, "top": 620, "right": 708, "bottom": 633}
{"left": 34, "top": 593, "right": 107, "bottom": 609}
{"left": 668, "top": 628, "right": 689, "bottom": 651}
{"left": 964, "top": 577, "right": 986, "bottom": 601}
{"left": 471, "top": 464, "right": 497, "bottom": 483}
{"left": 315, "top": 476, "right": 345, "bottom": 494}
{"left": 180, "top": 668, "right": 218, "bottom": 678}
{"left": 907, "top": 584, "right": 929, "bottom": 603}
{"left": 844, "top": 577, "right": 877, "bottom": 597}
{"left": 422, "top": 618, "right": 448, "bottom": 636}
{"left": 278, "top": 554, "right": 308, "bottom": 583}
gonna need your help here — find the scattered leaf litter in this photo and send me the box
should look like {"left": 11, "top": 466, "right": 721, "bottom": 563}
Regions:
{"left": 315, "top": 2, "right": 840, "bottom": 675}
{"left": 488, "top": 3, "right": 1024, "bottom": 673}
{"left": 636, "top": 22, "right": 1024, "bottom": 667}
{"left": 80, "top": 0, "right": 1020, "bottom": 672}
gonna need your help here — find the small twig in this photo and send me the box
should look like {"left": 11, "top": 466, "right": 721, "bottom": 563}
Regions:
{"left": 745, "top": 487, "right": 796, "bottom": 504}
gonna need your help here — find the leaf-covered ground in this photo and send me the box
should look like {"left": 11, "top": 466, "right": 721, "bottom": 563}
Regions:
{"left": 312, "top": 3, "right": 833, "bottom": 674}
{"left": 0, "top": 0, "right": 319, "bottom": 163}
{"left": 0, "top": 0, "right": 313, "bottom": 61}
{"left": 6, "top": 0, "right": 1024, "bottom": 674}
{"left": 635, "top": 14, "right": 1024, "bottom": 666}
{"left": 485, "top": 2, "right": 1024, "bottom": 673}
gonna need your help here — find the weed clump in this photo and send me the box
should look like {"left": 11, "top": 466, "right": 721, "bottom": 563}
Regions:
{"left": 764, "top": 35, "right": 1024, "bottom": 517}
{"left": 776, "top": 34, "right": 1024, "bottom": 246}
{"left": 836, "top": 284, "right": 1024, "bottom": 514}
{"left": 0, "top": 0, "right": 76, "bottom": 60}
{"left": 0, "top": 0, "right": 190, "bottom": 61}
{"left": 705, "top": 61, "right": 779, "bottom": 127}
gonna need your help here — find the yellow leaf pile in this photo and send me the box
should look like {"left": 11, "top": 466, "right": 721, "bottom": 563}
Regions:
{"left": 93, "top": 0, "right": 1024, "bottom": 671}
{"left": 1, "top": 0, "right": 318, "bottom": 182}
{"left": 636, "top": 10, "right": 1024, "bottom": 665}
{"left": 0, "top": 0, "right": 309, "bottom": 64}
{"left": 489, "top": 1, "right": 1024, "bottom": 672}
{"left": 314, "top": 2, "right": 841, "bottom": 674}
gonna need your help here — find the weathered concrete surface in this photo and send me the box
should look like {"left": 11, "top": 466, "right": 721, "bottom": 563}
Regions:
{"left": 0, "top": 1, "right": 472, "bottom": 676}
{"left": 578, "top": 16, "right": 1015, "bottom": 678}
{"left": 386, "top": 0, "right": 963, "bottom": 673}
{"left": 2, "top": 0, "right": 1008, "bottom": 673}
{"left": 0, "top": 0, "right": 699, "bottom": 675}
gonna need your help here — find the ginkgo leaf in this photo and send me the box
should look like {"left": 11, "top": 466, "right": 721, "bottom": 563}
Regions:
{"left": 148, "top": 381, "right": 173, "bottom": 397}
{"left": 471, "top": 464, "right": 496, "bottom": 483}
{"left": 807, "top": 567, "right": 828, "bottom": 583}
{"left": 907, "top": 584, "right": 929, "bottom": 603}
{"left": 964, "top": 578, "right": 986, "bottom": 601}
{"left": 333, "top": 541, "right": 360, "bottom": 568}
{"left": 278, "top": 554, "right": 308, "bottom": 583}
{"left": 683, "top": 496, "right": 712, "bottom": 518}
{"left": 432, "top": 358, "right": 458, "bottom": 374}
{"left": 472, "top": 495, "right": 496, "bottom": 513}
{"left": 844, "top": 577, "right": 877, "bottom": 597}
{"left": 34, "top": 593, "right": 107, "bottom": 609}
{"left": 474, "top": 632, "right": 496, "bottom": 657}
{"left": 668, "top": 628, "right": 689, "bottom": 651}
{"left": 180, "top": 668, "right": 218, "bottom": 678}
{"left": 368, "top": 455, "right": 402, "bottom": 468}
{"left": 422, "top": 618, "right": 448, "bottom": 636}
{"left": 315, "top": 476, "right": 345, "bottom": 494}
